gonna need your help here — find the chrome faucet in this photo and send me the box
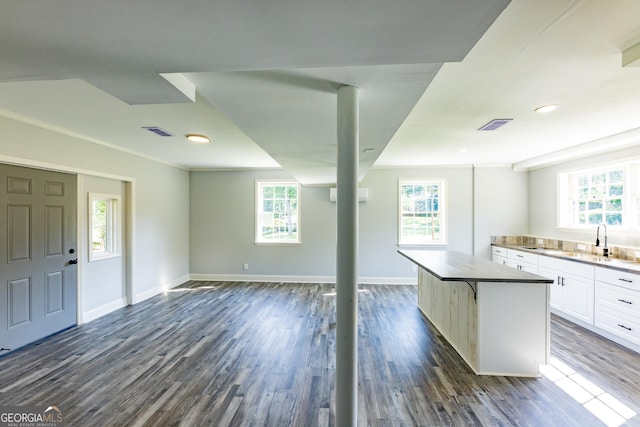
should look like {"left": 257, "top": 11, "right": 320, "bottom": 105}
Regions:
{"left": 596, "top": 223, "right": 608, "bottom": 257}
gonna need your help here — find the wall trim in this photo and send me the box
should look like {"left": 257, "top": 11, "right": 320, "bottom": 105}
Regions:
{"left": 86, "top": 273, "right": 417, "bottom": 318}
{"left": 82, "top": 298, "right": 128, "bottom": 324}
{"left": 134, "top": 274, "right": 190, "bottom": 303}
{"left": 0, "top": 109, "right": 186, "bottom": 171}
{"left": 189, "top": 273, "right": 416, "bottom": 285}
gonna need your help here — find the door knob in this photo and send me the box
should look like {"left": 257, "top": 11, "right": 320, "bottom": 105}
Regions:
{"left": 69, "top": 259, "right": 78, "bottom": 265}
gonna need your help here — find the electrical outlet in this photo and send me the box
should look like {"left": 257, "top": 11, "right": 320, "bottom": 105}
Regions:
{"left": 537, "top": 238, "right": 544, "bottom": 245}
{"left": 411, "top": 265, "right": 417, "bottom": 273}
{"left": 635, "top": 251, "right": 640, "bottom": 259}
{"left": 243, "top": 263, "right": 249, "bottom": 271}
{"left": 577, "top": 244, "right": 586, "bottom": 251}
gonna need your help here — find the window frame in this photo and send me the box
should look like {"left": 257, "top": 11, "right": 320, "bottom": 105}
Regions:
{"left": 255, "top": 181, "right": 301, "bottom": 245}
{"left": 88, "top": 193, "right": 121, "bottom": 262}
{"left": 398, "top": 179, "right": 447, "bottom": 246}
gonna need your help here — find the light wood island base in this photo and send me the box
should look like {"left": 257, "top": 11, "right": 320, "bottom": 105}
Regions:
{"left": 401, "top": 250, "right": 552, "bottom": 377}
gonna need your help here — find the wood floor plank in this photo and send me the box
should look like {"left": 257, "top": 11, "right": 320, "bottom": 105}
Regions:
{"left": 1, "top": 281, "right": 640, "bottom": 426}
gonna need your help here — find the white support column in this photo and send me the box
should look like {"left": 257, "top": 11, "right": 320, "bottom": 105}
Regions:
{"left": 336, "top": 85, "right": 359, "bottom": 427}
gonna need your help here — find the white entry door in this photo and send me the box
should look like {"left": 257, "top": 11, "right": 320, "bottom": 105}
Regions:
{"left": 0, "top": 164, "right": 77, "bottom": 353}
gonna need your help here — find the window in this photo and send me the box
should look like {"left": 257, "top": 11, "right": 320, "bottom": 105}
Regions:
{"left": 89, "top": 193, "right": 120, "bottom": 261}
{"left": 399, "top": 180, "right": 446, "bottom": 245}
{"left": 255, "top": 181, "right": 300, "bottom": 244}
{"left": 558, "top": 164, "right": 630, "bottom": 229}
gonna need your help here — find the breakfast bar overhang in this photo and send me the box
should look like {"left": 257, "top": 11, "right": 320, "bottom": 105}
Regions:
{"left": 399, "top": 250, "right": 554, "bottom": 377}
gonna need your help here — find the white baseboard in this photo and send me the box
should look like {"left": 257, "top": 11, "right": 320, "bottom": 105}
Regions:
{"left": 189, "top": 273, "right": 416, "bottom": 285}
{"left": 166, "top": 274, "right": 190, "bottom": 289}
{"left": 134, "top": 274, "right": 190, "bottom": 303}
{"left": 83, "top": 298, "right": 127, "bottom": 323}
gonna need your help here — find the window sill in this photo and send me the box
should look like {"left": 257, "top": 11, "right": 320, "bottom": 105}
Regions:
{"left": 89, "top": 252, "right": 121, "bottom": 263}
{"left": 556, "top": 226, "right": 631, "bottom": 233}
{"left": 397, "top": 243, "right": 448, "bottom": 248}
{"left": 254, "top": 241, "right": 301, "bottom": 247}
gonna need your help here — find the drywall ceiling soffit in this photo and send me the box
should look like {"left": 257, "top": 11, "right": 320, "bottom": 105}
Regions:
{"left": 1, "top": 0, "right": 510, "bottom": 97}
{"left": 0, "top": 0, "right": 511, "bottom": 184}
{"left": 186, "top": 65, "right": 442, "bottom": 185}
{"left": 376, "top": 0, "right": 640, "bottom": 169}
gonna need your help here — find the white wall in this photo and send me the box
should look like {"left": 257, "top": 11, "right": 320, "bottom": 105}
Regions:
{"left": 79, "top": 175, "right": 127, "bottom": 322}
{"left": 0, "top": 115, "right": 190, "bottom": 306}
{"left": 473, "top": 167, "right": 529, "bottom": 258}
{"left": 529, "top": 145, "right": 640, "bottom": 247}
{"left": 190, "top": 169, "right": 337, "bottom": 280}
{"left": 190, "top": 166, "right": 521, "bottom": 282}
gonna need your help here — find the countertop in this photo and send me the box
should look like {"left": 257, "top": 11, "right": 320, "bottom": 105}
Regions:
{"left": 398, "top": 250, "right": 553, "bottom": 283}
{"left": 492, "top": 243, "right": 640, "bottom": 273}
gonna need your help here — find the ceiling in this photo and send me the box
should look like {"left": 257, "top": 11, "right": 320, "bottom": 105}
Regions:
{"left": 1, "top": 0, "right": 640, "bottom": 185}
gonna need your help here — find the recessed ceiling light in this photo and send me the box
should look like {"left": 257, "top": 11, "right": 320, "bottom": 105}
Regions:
{"left": 457, "top": 149, "right": 468, "bottom": 154}
{"left": 535, "top": 104, "right": 558, "bottom": 113}
{"left": 186, "top": 134, "right": 211, "bottom": 144}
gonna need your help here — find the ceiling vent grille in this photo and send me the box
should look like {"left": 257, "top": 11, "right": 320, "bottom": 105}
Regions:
{"left": 142, "top": 126, "right": 173, "bottom": 137}
{"left": 478, "top": 119, "right": 512, "bottom": 131}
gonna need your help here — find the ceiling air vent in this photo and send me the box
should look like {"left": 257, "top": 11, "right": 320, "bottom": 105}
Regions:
{"left": 478, "top": 119, "right": 512, "bottom": 131}
{"left": 142, "top": 126, "right": 173, "bottom": 137}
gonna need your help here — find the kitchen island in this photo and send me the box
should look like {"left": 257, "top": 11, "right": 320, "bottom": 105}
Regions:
{"left": 399, "top": 250, "right": 553, "bottom": 377}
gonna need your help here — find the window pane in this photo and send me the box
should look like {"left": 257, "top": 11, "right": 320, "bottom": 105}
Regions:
{"left": 609, "top": 184, "right": 623, "bottom": 196}
{"left": 588, "top": 201, "right": 602, "bottom": 210}
{"left": 606, "top": 213, "right": 622, "bottom": 225}
{"left": 590, "top": 186, "right": 604, "bottom": 198}
{"left": 591, "top": 173, "right": 606, "bottom": 185}
{"left": 606, "top": 199, "right": 622, "bottom": 211}
{"left": 609, "top": 170, "right": 623, "bottom": 183}
{"left": 588, "top": 213, "right": 602, "bottom": 224}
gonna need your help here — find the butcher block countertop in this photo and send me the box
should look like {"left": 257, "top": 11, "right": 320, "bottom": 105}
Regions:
{"left": 398, "top": 249, "right": 553, "bottom": 283}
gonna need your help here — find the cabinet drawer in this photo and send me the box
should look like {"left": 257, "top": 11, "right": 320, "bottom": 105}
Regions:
{"left": 595, "top": 306, "right": 640, "bottom": 346}
{"left": 506, "top": 249, "right": 538, "bottom": 265}
{"left": 492, "top": 246, "right": 507, "bottom": 258}
{"left": 596, "top": 281, "right": 640, "bottom": 317}
{"left": 595, "top": 267, "right": 640, "bottom": 291}
{"left": 539, "top": 255, "right": 594, "bottom": 279}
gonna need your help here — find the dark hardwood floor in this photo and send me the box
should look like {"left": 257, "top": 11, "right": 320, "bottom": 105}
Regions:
{"left": 1, "top": 281, "right": 639, "bottom": 426}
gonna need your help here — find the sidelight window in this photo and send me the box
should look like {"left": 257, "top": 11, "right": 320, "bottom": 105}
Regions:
{"left": 89, "top": 193, "right": 120, "bottom": 261}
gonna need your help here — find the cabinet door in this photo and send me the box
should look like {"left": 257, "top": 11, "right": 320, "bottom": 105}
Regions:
{"left": 492, "top": 255, "right": 507, "bottom": 265}
{"left": 519, "top": 261, "right": 538, "bottom": 274}
{"left": 539, "top": 267, "right": 562, "bottom": 310}
{"left": 505, "top": 259, "right": 519, "bottom": 269}
{"left": 563, "top": 274, "right": 594, "bottom": 324}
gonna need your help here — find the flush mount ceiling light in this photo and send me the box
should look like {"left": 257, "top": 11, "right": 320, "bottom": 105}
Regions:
{"left": 535, "top": 104, "right": 558, "bottom": 113}
{"left": 478, "top": 118, "right": 512, "bottom": 131}
{"left": 186, "top": 134, "right": 211, "bottom": 144}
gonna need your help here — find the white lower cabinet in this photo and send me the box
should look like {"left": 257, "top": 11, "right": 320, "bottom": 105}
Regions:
{"left": 538, "top": 256, "right": 595, "bottom": 325}
{"left": 505, "top": 248, "right": 538, "bottom": 274}
{"left": 595, "top": 267, "right": 640, "bottom": 346}
{"left": 491, "top": 246, "right": 507, "bottom": 266}
{"left": 492, "top": 245, "right": 640, "bottom": 353}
